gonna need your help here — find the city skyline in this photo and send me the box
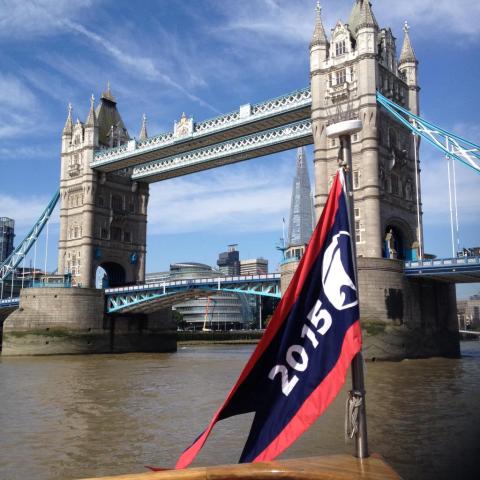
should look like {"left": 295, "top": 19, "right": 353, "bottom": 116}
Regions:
{"left": 0, "top": 0, "right": 479, "bottom": 296}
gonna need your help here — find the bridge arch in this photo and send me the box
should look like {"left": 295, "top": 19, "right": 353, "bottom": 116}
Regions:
{"left": 383, "top": 217, "right": 416, "bottom": 260}
{"left": 96, "top": 262, "right": 126, "bottom": 288}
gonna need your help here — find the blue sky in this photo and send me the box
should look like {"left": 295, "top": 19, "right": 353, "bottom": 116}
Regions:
{"left": 0, "top": 0, "right": 479, "bottom": 297}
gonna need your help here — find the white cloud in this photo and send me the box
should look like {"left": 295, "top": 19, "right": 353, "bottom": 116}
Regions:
{"left": 0, "top": 74, "right": 42, "bottom": 139}
{"left": 374, "top": 0, "right": 480, "bottom": 40}
{"left": 0, "top": 193, "right": 59, "bottom": 230}
{"left": 147, "top": 164, "right": 292, "bottom": 235}
{"left": 211, "top": 0, "right": 480, "bottom": 50}
{"left": 61, "top": 20, "right": 220, "bottom": 114}
{"left": 0, "top": 0, "right": 95, "bottom": 38}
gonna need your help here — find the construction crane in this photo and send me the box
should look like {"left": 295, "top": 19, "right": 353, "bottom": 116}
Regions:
{"left": 202, "top": 296, "right": 213, "bottom": 331}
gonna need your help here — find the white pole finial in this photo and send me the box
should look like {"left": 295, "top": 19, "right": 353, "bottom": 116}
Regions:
{"left": 68, "top": 102, "right": 72, "bottom": 115}
{"left": 316, "top": 0, "right": 321, "bottom": 15}
{"left": 403, "top": 20, "right": 410, "bottom": 34}
{"left": 90, "top": 94, "right": 95, "bottom": 108}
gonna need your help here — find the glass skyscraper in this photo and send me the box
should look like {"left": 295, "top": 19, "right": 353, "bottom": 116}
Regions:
{"left": 287, "top": 148, "right": 315, "bottom": 247}
{"left": 0, "top": 217, "right": 15, "bottom": 263}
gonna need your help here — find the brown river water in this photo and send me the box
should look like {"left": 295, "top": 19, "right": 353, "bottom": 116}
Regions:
{"left": 0, "top": 341, "right": 479, "bottom": 480}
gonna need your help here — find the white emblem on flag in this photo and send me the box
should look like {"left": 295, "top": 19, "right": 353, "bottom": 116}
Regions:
{"left": 322, "top": 231, "right": 358, "bottom": 311}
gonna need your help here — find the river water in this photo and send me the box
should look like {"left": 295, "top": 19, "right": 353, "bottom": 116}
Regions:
{"left": 0, "top": 341, "right": 479, "bottom": 480}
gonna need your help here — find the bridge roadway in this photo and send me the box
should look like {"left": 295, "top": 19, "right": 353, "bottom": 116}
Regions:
{"left": 90, "top": 88, "right": 312, "bottom": 176}
{"left": 105, "top": 273, "right": 281, "bottom": 314}
{"left": 3, "top": 258, "right": 480, "bottom": 315}
{"left": 404, "top": 256, "right": 480, "bottom": 283}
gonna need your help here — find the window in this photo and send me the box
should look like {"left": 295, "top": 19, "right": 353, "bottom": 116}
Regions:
{"left": 111, "top": 194, "right": 123, "bottom": 212}
{"left": 354, "top": 208, "right": 360, "bottom": 219}
{"left": 391, "top": 174, "right": 399, "bottom": 195}
{"left": 111, "top": 227, "right": 122, "bottom": 242}
{"left": 353, "top": 170, "right": 360, "bottom": 189}
{"left": 330, "top": 138, "right": 336, "bottom": 147}
{"left": 336, "top": 68, "right": 347, "bottom": 85}
{"left": 124, "top": 231, "right": 131, "bottom": 243}
{"left": 98, "top": 196, "right": 105, "bottom": 207}
{"left": 355, "top": 220, "right": 362, "bottom": 243}
{"left": 335, "top": 40, "right": 346, "bottom": 56}
{"left": 352, "top": 133, "right": 358, "bottom": 142}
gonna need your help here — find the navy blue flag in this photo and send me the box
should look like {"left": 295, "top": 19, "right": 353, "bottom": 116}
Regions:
{"left": 175, "top": 170, "right": 362, "bottom": 468}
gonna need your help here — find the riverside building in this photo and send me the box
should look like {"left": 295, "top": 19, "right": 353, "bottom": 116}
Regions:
{"left": 0, "top": 217, "right": 15, "bottom": 263}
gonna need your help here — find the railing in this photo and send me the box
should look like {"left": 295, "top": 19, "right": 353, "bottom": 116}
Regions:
{"left": 0, "top": 297, "right": 19, "bottom": 308}
{"left": 92, "top": 87, "right": 311, "bottom": 165}
{"left": 131, "top": 119, "right": 312, "bottom": 180}
{"left": 405, "top": 256, "right": 480, "bottom": 269}
{"left": 106, "top": 273, "right": 281, "bottom": 294}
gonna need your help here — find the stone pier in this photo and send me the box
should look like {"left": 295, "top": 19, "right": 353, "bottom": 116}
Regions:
{"left": 1, "top": 288, "right": 176, "bottom": 356}
{"left": 280, "top": 257, "right": 460, "bottom": 361}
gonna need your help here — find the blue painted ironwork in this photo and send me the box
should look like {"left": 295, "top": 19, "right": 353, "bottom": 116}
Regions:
{"left": 377, "top": 92, "right": 480, "bottom": 174}
{"left": 131, "top": 119, "right": 312, "bottom": 181}
{"left": 0, "top": 297, "right": 19, "bottom": 309}
{"left": 105, "top": 274, "right": 281, "bottom": 313}
{"left": 0, "top": 190, "right": 60, "bottom": 282}
{"left": 404, "top": 256, "right": 480, "bottom": 281}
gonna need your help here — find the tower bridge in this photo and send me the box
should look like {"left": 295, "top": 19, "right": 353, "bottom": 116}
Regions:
{"left": 1, "top": 0, "right": 479, "bottom": 358}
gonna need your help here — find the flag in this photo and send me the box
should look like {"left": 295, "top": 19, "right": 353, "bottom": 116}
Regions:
{"left": 176, "top": 169, "right": 362, "bottom": 468}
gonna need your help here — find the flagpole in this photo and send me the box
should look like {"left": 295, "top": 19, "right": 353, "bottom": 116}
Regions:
{"left": 340, "top": 133, "right": 369, "bottom": 459}
{"left": 326, "top": 117, "right": 369, "bottom": 459}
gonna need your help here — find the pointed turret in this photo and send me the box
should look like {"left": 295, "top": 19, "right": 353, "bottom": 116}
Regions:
{"left": 399, "top": 21, "right": 417, "bottom": 65}
{"left": 95, "top": 82, "right": 130, "bottom": 147}
{"left": 348, "top": 0, "right": 378, "bottom": 35}
{"left": 62, "top": 103, "right": 73, "bottom": 137}
{"left": 85, "top": 94, "right": 99, "bottom": 147}
{"left": 139, "top": 114, "right": 148, "bottom": 141}
{"left": 101, "top": 81, "right": 116, "bottom": 103}
{"left": 311, "top": 1, "right": 327, "bottom": 47}
{"left": 85, "top": 94, "right": 97, "bottom": 127}
{"left": 398, "top": 21, "right": 419, "bottom": 115}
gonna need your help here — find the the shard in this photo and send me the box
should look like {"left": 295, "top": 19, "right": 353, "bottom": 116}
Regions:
{"left": 287, "top": 147, "right": 315, "bottom": 247}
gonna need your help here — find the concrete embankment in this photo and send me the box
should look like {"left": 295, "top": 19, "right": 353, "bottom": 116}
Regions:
{"left": 177, "top": 330, "right": 263, "bottom": 345}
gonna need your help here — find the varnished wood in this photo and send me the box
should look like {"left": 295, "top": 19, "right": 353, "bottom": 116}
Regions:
{"left": 78, "top": 454, "right": 402, "bottom": 480}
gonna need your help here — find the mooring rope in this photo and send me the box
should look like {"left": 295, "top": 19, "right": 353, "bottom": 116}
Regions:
{"left": 345, "top": 390, "right": 363, "bottom": 440}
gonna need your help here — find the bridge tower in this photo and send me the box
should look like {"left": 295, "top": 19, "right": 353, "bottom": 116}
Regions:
{"left": 311, "top": 0, "right": 422, "bottom": 261}
{"left": 308, "top": 1, "right": 458, "bottom": 359}
{"left": 58, "top": 87, "right": 148, "bottom": 288}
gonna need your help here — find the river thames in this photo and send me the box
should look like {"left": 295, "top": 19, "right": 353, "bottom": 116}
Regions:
{"left": 0, "top": 341, "right": 479, "bottom": 480}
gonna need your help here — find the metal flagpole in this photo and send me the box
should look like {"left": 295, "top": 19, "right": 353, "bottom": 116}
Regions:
{"left": 452, "top": 159, "right": 460, "bottom": 254}
{"left": 44, "top": 219, "right": 50, "bottom": 275}
{"left": 412, "top": 128, "right": 423, "bottom": 259}
{"left": 446, "top": 138, "right": 456, "bottom": 258}
{"left": 10, "top": 268, "right": 15, "bottom": 299}
{"left": 339, "top": 133, "right": 369, "bottom": 459}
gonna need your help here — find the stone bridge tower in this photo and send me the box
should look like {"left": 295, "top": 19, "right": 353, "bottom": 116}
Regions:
{"left": 310, "top": 0, "right": 422, "bottom": 260}
{"left": 308, "top": 1, "right": 459, "bottom": 359}
{"left": 58, "top": 86, "right": 148, "bottom": 288}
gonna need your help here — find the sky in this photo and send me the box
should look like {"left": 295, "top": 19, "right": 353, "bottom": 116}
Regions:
{"left": 0, "top": 0, "right": 479, "bottom": 298}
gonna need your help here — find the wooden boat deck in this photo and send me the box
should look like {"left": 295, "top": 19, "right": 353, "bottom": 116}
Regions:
{"left": 78, "top": 454, "right": 401, "bottom": 480}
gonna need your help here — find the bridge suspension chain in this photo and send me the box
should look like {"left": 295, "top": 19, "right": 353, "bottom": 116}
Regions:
{"left": 376, "top": 92, "right": 480, "bottom": 174}
{"left": 0, "top": 189, "right": 60, "bottom": 282}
